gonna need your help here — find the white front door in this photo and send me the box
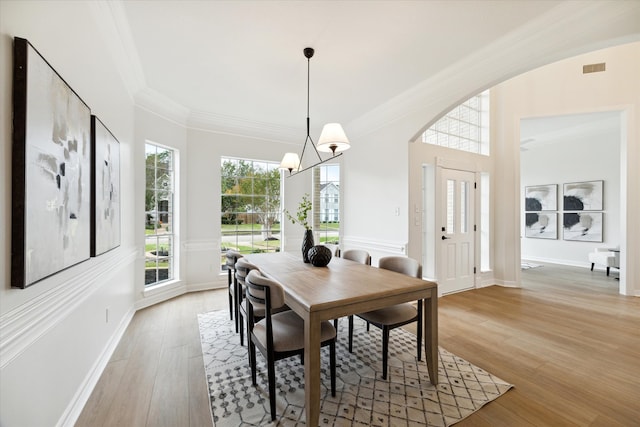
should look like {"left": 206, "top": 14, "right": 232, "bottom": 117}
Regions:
{"left": 438, "top": 168, "right": 475, "bottom": 294}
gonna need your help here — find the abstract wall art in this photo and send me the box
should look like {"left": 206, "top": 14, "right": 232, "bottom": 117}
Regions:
{"left": 91, "top": 116, "right": 121, "bottom": 257}
{"left": 563, "top": 212, "right": 603, "bottom": 242}
{"left": 563, "top": 180, "right": 603, "bottom": 211}
{"left": 525, "top": 212, "right": 557, "bottom": 239}
{"left": 12, "top": 37, "right": 91, "bottom": 288}
{"left": 525, "top": 184, "right": 557, "bottom": 211}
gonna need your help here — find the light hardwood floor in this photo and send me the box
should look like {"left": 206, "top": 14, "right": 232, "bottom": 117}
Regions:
{"left": 77, "top": 264, "right": 640, "bottom": 426}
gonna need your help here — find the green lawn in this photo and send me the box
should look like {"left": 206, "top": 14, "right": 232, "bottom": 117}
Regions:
{"left": 221, "top": 223, "right": 281, "bottom": 232}
{"left": 220, "top": 222, "right": 339, "bottom": 231}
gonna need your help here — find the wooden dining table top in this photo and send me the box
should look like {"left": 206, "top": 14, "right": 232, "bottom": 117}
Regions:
{"left": 245, "top": 251, "right": 437, "bottom": 319}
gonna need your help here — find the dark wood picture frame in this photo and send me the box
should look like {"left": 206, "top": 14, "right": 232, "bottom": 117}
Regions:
{"left": 11, "top": 37, "right": 92, "bottom": 288}
{"left": 91, "top": 115, "right": 121, "bottom": 257}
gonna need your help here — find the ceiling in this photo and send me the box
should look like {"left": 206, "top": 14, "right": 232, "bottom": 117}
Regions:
{"left": 115, "top": 0, "right": 565, "bottom": 140}
{"left": 520, "top": 111, "right": 621, "bottom": 151}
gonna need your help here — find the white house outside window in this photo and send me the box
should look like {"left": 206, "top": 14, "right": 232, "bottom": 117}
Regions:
{"left": 314, "top": 164, "right": 340, "bottom": 244}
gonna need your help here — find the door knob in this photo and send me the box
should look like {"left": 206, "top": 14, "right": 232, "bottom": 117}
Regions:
{"left": 442, "top": 236, "right": 450, "bottom": 240}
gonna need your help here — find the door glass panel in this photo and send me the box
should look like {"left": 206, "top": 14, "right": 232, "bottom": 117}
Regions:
{"left": 460, "top": 181, "right": 468, "bottom": 233}
{"left": 446, "top": 179, "right": 455, "bottom": 234}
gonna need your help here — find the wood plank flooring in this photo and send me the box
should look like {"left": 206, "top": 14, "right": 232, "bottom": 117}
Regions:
{"left": 77, "top": 264, "right": 640, "bottom": 426}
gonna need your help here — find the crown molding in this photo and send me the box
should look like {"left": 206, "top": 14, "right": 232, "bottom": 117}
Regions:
{"left": 347, "top": 1, "right": 640, "bottom": 142}
{"left": 187, "top": 110, "right": 301, "bottom": 143}
{"left": 88, "top": 0, "right": 146, "bottom": 100}
{"left": 134, "top": 87, "right": 191, "bottom": 126}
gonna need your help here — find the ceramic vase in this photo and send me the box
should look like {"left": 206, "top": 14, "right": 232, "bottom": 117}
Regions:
{"left": 302, "top": 229, "right": 314, "bottom": 263}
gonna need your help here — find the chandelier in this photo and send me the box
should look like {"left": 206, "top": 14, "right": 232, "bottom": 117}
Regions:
{"left": 280, "top": 47, "right": 350, "bottom": 176}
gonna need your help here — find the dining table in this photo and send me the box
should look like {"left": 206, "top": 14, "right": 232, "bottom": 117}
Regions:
{"left": 245, "top": 251, "right": 438, "bottom": 426}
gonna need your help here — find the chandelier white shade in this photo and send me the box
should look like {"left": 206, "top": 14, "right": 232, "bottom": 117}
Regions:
{"left": 279, "top": 152, "right": 300, "bottom": 173}
{"left": 317, "top": 123, "right": 350, "bottom": 154}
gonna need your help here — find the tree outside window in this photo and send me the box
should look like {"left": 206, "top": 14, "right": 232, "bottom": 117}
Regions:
{"left": 220, "top": 158, "right": 281, "bottom": 270}
{"left": 145, "top": 144, "right": 175, "bottom": 286}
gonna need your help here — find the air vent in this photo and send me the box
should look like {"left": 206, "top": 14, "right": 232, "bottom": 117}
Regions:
{"left": 583, "top": 63, "right": 606, "bottom": 74}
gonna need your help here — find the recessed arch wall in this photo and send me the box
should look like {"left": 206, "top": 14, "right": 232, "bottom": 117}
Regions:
{"left": 407, "top": 41, "right": 640, "bottom": 296}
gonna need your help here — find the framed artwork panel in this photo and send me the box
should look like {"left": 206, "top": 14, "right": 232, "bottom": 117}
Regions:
{"left": 11, "top": 37, "right": 91, "bottom": 288}
{"left": 525, "top": 212, "right": 557, "bottom": 239}
{"left": 525, "top": 184, "right": 557, "bottom": 211}
{"left": 563, "top": 212, "right": 603, "bottom": 242}
{"left": 563, "top": 180, "right": 603, "bottom": 210}
{"left": 91, "top": 115, "right": 121, "bottom": 256}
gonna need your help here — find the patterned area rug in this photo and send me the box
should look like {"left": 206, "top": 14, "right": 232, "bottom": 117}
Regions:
{"left": 198, "top": 310, "right": 512, "bottom": 426}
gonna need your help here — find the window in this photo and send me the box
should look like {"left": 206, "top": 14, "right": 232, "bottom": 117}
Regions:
{"left": 315, "top": 164, "right": 340, "bottom": 244}
{"left": 145, "top": 143, "right": 175, "bottom": 286}
{"left": 220, "top": 157, "right": 281, "bottom": 270}
{"left": 422, "top": 90, "right": 490, "bottom": 155}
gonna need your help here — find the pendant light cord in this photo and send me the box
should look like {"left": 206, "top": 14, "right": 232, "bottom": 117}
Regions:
{"left": 286, "top": 47, "right": 343, "bottom": 177}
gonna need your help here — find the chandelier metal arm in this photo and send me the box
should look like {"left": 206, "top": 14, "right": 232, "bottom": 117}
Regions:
{"left": 287, "top": 152, "right": 343, "bottom": 177}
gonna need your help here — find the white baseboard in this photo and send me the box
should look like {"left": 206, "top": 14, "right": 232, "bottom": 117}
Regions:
{"left": 186, "top": 280, "right": 227, "bottom": 293}
{"left": 522, "top": 256, "right": 590, "bottom": 269}
{"left": 57, "top": 306, "right": 135, "bottom": 427}
{"left": 492, "top": 279, "right": 520, "bottom": 288}
{"left": 136, "top": 280, "right": 187, "bottom": 310}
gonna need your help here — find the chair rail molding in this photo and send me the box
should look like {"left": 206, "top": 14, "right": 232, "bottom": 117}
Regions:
{"left": 0, "top": 248, "right": 137, "bottom": 369}
{"left": 183, "top": 238, "right": 219, "bottom": 252}
{"left": 342, "top": 236, "right": 407, "bottom": 257}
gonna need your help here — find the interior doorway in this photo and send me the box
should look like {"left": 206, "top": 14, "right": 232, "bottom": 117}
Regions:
{"left": 519, "top": 111, "right": 624, "bottom": 292}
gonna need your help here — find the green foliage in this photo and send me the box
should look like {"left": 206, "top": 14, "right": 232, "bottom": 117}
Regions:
{"left": 220, "top": 159, "right": 281, "bottom": 233}
{"left": 284, "top": 193, "right": 312, "bottom": 230}
{"left": 145, "top": 147, "right": 172, "bottom": 212}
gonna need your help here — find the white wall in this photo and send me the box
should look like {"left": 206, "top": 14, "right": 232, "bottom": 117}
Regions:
{"left": 0, "top": 2, "right": 137, "bottom": 426}
{"left": 521, "top": 115, "right": 621, "bottom": 266}
{"left": 185, "top": 128, "right": 305, "bottom": 286}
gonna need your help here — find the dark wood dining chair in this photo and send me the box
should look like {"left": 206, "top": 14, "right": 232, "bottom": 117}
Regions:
{"left": 245, "top": 269, "right": 336, "bottom": 421}
{"left": 338, "top": 249, "right": 372, "bottom": 346}
{"left": 349, "top": 255, "right": 423, "bottom": 380}
{"left": 225, "top": 250, "right": 243, "bottom": 333}
{"left": 235, "top": 257, "right": 260, "bottom": 346}
{"left": 236, "top": 258, "right": 289, "bottom": 347}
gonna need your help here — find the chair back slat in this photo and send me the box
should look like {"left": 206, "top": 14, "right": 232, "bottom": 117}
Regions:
{"left": 225, "top": 250, "right": 243, "bottom": 268}
{"left": 379, "top": 256, "right": 422, "bottom": 278}
{"left": 245, "top": 270, "right": 286, "bottom": 310}
{"left": 235, "top": 258, "right": 260, "bottom": 286}
{"left": 342, "top": 249, "right": 371, "bottom": 265}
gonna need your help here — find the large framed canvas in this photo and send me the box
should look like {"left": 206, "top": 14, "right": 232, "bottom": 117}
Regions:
{"left": 11, "top": 37, "right": 91, "bottom": 288}
{"left": 525, "top": 184, "right": 557, "bottom": 211}
{"left": 563, "top": 180, "right": 603, "bottom": 211}
{"left": 525, "top": 212, "right": 557, "bottom": 239}
{"left": 91, "top": 116, "right": 121, "bottom": 256}
{"left": 563, "top": 212, "right": 603, "bottom": 242}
